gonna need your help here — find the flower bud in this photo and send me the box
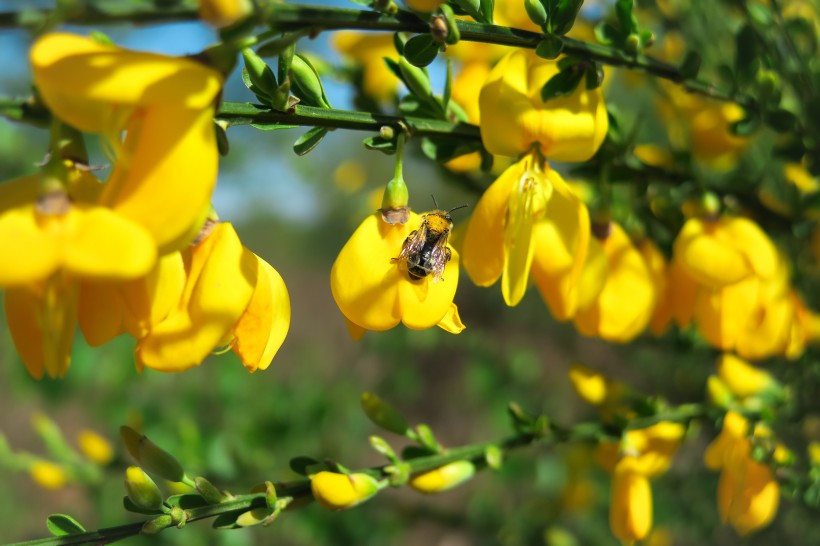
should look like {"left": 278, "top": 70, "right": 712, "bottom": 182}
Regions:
{"left": 380, "top": 176, "right": 409, "bottom": 213}
{"left": 77, "top": 429, "right": 114, "bottom": 465}
{"left": 567, "top": 363, "right": 609, "bottom": 405}
{"left": 409, "top": 461, "right": 475, "bottom": 493}
{"left": 29, "top": 461, "right": 67, "bottom": 489}
{"left": 362, "top": 393, "right": 410, "bottom": 436}
{"left": 290, "top": 55, "right": 330, "bottom": 108}
{"left": 195, "top": 476, "right": 231, "bottom": 504}
{"left": 120, "top": 426, "right": 185, "bottom": 483}
{"left": 242, "top": 48, "right": 278, "bottom": 101}
{"left": 125, "top": 466, "right": 164, "bottom": 511}
{"left": 398, "top": 57, "right": 433, "bottom": 99}
{"left": 525, "top": 0, "right": 548, "bottom": 27}
{"left": 310, "top": 471, "right": 382, "bottom": 511}
{"left": 707, "top": 375, "right": 735, "bottom": 408}
{"left": 141, "top": 515, "right": 173, "bottom": 536}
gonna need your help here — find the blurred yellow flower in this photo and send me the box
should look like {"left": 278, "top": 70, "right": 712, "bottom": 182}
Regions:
{"left": 77, "top": 429, "right": 114, "bottom": 465}
{"left": 479, "top": 49, "right": 608, "bottom": 160}
{"left": 716, "top": 353, "right": 776, "bottom": 399}
{"left": 331, "top": 211, "right": 464, "bottom": 334}
{"left": 30, "top": 460, "right": 67, "bottom": 490}
{"left": 573, "top": 223, "right": 657, "bottom": 342}
{"left": 462, "top": 153, "right": 590, "bottom": 309}
{"left": 334, "top": 32, "right": 398, "bottom": 103}
{"left": 704, "top": 412, "right": 780, "bottom": 536}
{"left": 408, "top": 461, "right": 475, "bottom": 493}
{"left": 198, "top": 0, "right": 252, "bottom": 27}
{"left": 311, "top": 471, "right": 381, "bottom": 511}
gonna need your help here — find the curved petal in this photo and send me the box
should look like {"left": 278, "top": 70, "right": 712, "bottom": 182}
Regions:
{"left": 233, "top": 255, "right": 291, "bottom": 372}
{"left": 123, "top": 252, "right": 187, "bottom": 338}
{"left": 77, "top": 281, "right": 127, "bottom": 346}
{"left": 721, "top": 217, "right": 779, "bottom": 280}
{"left": 101, "top": 106, "right": 218, "bottom": 252}
{"left": 609, "top": 460, "right": 653, "bottom": 544}
{"left": 694, "top": 277, "right": 761, "bottom": 351}
{"left": 436, "top": 303, "right": 465, "bottom": 334}
{"left": 461, "top": 160, "right": 518, "bottom": 287}
{"left": 330, "top": 213, "right": 407, "bottom": 331}
{"left": 478, "top": 50, "right": 531, "bottom": 156}
{"left": 674, "top": 218, "right": 749, "bottom": 288}
{"left": 31, "top": 33, "right": 222, "bottom": 133}
{"left": 0, "top": 206, "right": 61, "bottom": 285}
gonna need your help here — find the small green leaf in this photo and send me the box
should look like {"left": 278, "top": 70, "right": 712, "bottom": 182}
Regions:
{"left": 766, "top": 108, "right": 798, "bottom": 132}
{"left": 485, "top": 445, "right": 503, "bottom": 470}
{"left": 361, "top": 393, "right": 411, "bottom": 436}
{"left": 393, "top": 32, "right": 406, "bottom": 56}
{"left": 256, "top": 33, "right": 301, "bottom": 58}
{"left": 165, "top": 493, "right": 211, "bottom": 510}
{"left": 416, "top": 424, "right": 441, "bottom": 453}
{"left": 443, "top": 59, "right": 453, "bottom": 109}
{"left": 363, "top": 135, "right": 398, "bottom": 154}
{"left": 289, "top": 456, "right": 320, "bottom": 476}
{"left": 123, "top": 496, "right": 164, "bottom": 515}
{"left": 47, "top": 514, "right": 86, "bottom": 536}
{"left": 535, "top": 35, "right": 564, "bottom": 60}
{"left": 479, "top": 0, "right": 495, "bottom": 23}
{"left": 541, "top": 65, "right": 584, "bottom": 102}
{"left": 730, "top": 115, "right": 761, "bottom": 136}
{"left": 212, "top": 512, "right": 242, "bottom": 530}
{"left": 551, "top": 0, "right": 584, "bottom": 36}
{"left": 679, "top": 51, "right": 702, "bottom": 79}
{"left": 615, "top": 0, "right": 638, "bottom": 34}
{"left": 594, "top": 22, "right": 621, "bottom": 45}
{"left": 293, "top": 126, "right": 329, "bottom": 156}
{"left": 369, "top": 435, "right": 399, "bottom": 462}
{"left": 585, "top": 62, "right": 604, "bottom": 90}
{"left": 404, "top": 34, "right": 439, "bottom": 68}
{"left": 250, "top": 123, "right": 299, "bottom": 131}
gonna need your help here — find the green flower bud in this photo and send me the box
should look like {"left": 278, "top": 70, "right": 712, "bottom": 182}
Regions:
{"left": 398, "top": 57, "right": 433, "bottom": 99}
{"left": 120, "top": 426, "right": 185, "bottom": 483}
{"left": 241, "top": 48, "right": 277, "bottom": 100}
{"left": 290, "top": 54, "right": 330, "bottom": 108}
{"left": 195, "top": 476, "right": 231, "bottom": 504}
{"left": 707, "top": 375, "right": 734, "bottom": 408}
{"left": 141, "top": 515, "right": 173, "bottom": 536}
{"left": 125, "top": 466, "right": 164, "bottom": 511}
{"left": 624, "top": 33, "right": 641, "bottom": 55}
{"left": 311, "top": 471, "right": 382, "bottom": 511}
{"left": 525, "top": 0, "right": 548, "bottom": 27}
{"left": 361, "top": 393, "right": 410, "bottom": 435}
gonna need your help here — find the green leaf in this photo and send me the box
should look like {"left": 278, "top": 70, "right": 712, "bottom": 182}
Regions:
{"left": 615, "top": 0, "right": 638, "bottom": 34}
{"left": 256, "top": 34, "right": 301, "bottom": 58}
{"left": 679, "top": 50, "right": 702, "bottom": 79}
{"left": 212, "top": 512, "right": 242, "bottom": 530}
{"left": 585, "top": 62, "right": 604, "bottom": 90}
{"left": 594, "top": 22, "right": 621, "bottom": 45}
{"left": 535, "top": 34, "right": 564, "bottom": 60}
{"left": 766, "top": 108, "right": 798, "bottom": 132}
{"left": 420, "top": 137, "right": 483, "bottom": 162}
{"left": 123, "top": 496, "right": 164, "bottom": 515}
{"left": 735, "top": 24, "right": 761, "bottom": 84}
{"left": 289, "top": 456, "right": 319, "bottom": 476}
{"left": 416, "top": 424, "right": 441, "bottom": 453}
{"left": 485, "top": 445, "right": 503, "bottom": 470}
{"left": 293, "top": 126, "right": 329, "bottom": 156}
{"left": 363, "top": 135, "right": 398, "bottom": 154}
{"left": 540, "top": 65, "right": 584, "bottom": 102}
{"left": 393, "top": 32, "right": 406, "bottom": 56}
{"left": 730, "top": 115, "right": 760, "bottom": 137}
{"left": 165, "top": 494, "right": 210, "bottom": 509}
{"left": 551, "top": 0, "right": 584, "bottom": 36}
{"left": 479, "top": 0, "right": 495, "bottom": 24}
{"left": 404, "top": 34, "right": 439, "bottom": 68}
{"left": 443, "top": 59, "right": 452, "bottom": 109}
{"left": 47, "top": 514, "right": 86, "bottom": 536}
{"left": 250, "top": 123, "right": 299, "bottom": 131}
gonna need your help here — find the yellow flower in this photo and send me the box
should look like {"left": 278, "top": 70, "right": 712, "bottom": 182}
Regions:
{"left": 597, "top": 422, "right": 685, "bottom": 545}
{"left": 717, "top": 353, "right": 775, "bottom": 399}
{"left": 30, "top": 460, "right": 68, "bottom": 490}
{"left": 31, "top": 33, "right": 223, "bottom": 252}
{"left": 310, "top": 471, "right": 381, "bottom": 511}
{"left": 704, "top": 412, "right": 780, "bottom": 536}
{"left": 405, "top": 0, "right": 446, "bottom": 11}
{"left": 408, "top": 461, "right": 475, "bottom": 493}
{"left": 77, "top": 429, "right": 114, "bottom": 465}
{"left": 333, "top": 32, "right": 398, "bottom": 103}
{"left": 573, "top": 224, "right": 657, "bottom": 342}
{"left": 444, "top": 61, "right": 491, "bottom": 172}
{"left": 134, "top": 222, "right": 290, "bottom": 372}
{"left": 198, "top": 0, "right": 253, "bottom": 27}
{"left": 462, "top": 152, "right": 590, "bottom": 310}
{"left": 479, "top": 49, "right": 608, "bottom": 160}
{"left": 331, "top": 211, "right": 464, "bottom": 334}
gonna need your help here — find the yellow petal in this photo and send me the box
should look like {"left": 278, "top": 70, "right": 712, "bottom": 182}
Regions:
{"left": 77, "top": 281, "right": 128, "bottom": 346}
{"left": 0, "top": 174, "right": 40, "bottom": 211}
{"left": 135, "top": 223, "right": 256, "bottom": 371}
{"left": 436, "top": 303, "right": 466, "bottom": 334}
{"left": 344, "top": 316, "right": 367, "bottom": 341}
{"left": 461, "top": 161, "right": 518, "bottom": 288}
{"left": 232, "top": 254, "right": 291, "bottom": 372}
{"left": 609, "top": 460, "right": 653, "bottom": 544}
{"left": 717, "top": 353, "right": 774, "bottom": 399}
{"left": 311, "top": 471, "right": 381, "bottom": 511}
{"left": 674, "top": 218, "right": 750, "bottom": 288}
{"left": 31, "top": 33, "right": 222, "bottom": 132}
{"left": 0, "top": 206, "right": 61, "bottom": 285}
{"left": 721, "top": 217, "right": 779, "bottom": 280}
{"left": 101, "top": 106, "right": 218, "bottom": 252}
{"left": 398, "top": 246, "right": 460, "bottom": 330}
{"left": 331, "top": 214, "right": 406, "bottom": 331}
{"left": 694, "top": 277, "right": 760, "bottom": 351}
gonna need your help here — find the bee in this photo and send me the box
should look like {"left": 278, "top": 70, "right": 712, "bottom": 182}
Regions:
{"left": 393, "top": 198, "right": 468, "bottom": 283}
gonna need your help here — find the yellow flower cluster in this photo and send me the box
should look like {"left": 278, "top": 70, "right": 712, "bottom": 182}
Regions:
{"left": 0, "top": 33, "right": 290, "bottom": 378}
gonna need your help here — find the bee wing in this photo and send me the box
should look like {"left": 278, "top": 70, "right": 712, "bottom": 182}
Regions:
{"left": 428, "top": 237, "right": 451, "bottom": 283}
{"left": 398, "top": 226, "right": 426, "bottom": 261}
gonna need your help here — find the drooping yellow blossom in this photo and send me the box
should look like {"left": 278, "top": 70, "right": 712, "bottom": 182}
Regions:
{"left": 31, "top": 33, "right": 222, "bottom": 252}
{"left": 704, "top": 412, "right": 780, "bottom": 536}
{"left": 462, "top": 153, "right": 590, "bottom": 309}
{"left": 479, "top": 49, "right": 608, "bottom": 160}
{"left": 333, "top": 32, "right": 398, "bottom": 103}
{"left": 596, "top": 422, "right": 686, "bottom": 545}
{"left": 77, "top": 429, "right": 114, "bottom": 465}
{"left": 716, "top": 353, "right": 776, "bottom": 399}
{"left": 310, "top": 471, "right": 381, "bottom": 511}
{"left": 331, "top": 210, "right": 464, "bottom": 335}
{"left": 408, "top": 461, "right": 475, "bottom": 494}
{"left": 130, "top": 222, "right": 290, "bottom": 373}
{"left": 198, "top": 0, "right": 253, "bottom": 28}
{"left": 0, "top": 166, "right": 156, "bottom": 378}
{"left": 573, "top": 223, "right": 657, "bottom": 343}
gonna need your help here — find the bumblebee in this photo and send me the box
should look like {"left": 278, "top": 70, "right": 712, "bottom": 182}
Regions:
{"left": 393, "top": 200, "right": 467, "bottom": 283}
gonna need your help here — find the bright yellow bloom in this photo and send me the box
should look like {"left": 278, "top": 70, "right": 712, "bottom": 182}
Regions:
{"left": 333, "top": 32, "right": 398, "bottom": 103}
{"left": 573, "top": 224, "right": 657, "bottom": 342}
{"left": 198, "top": 0, "right": 253, "bottom": 27}
{"left": 462, "top": 153, "right": 590, "bottom": 310}
{"left": 331, "top": 211, "right": 464, "bottom": 334}
{"left": 408, "top": 461, "right": 475, "bottom": 493}
{"left": 597, "top": 422, "right": 685, "bottom": 545}
{"left": 77, "top": 429, "right": 114, "bottom": 465}
{"left": 133, "top": 222, "right": 290, "bottom": 372}
{"left": 717, "top": 353, "right": 775, "bottom": 399}
{"left": 479, "top": 49, "right": 608, "bottom": 160}
{"left": 29, "top": 460, "right": 68, "bottom": 489}
{"left": 311, "top": 471, "right": 381, "bottom": 511}
{"left": 445, "top": 62, "right": 491, "bottom": 172}
{"left": 704, "top": 412, "right": 780, "bottom": 536}
{"left": 31, "top": 33, "right": 222, "bottom": 252}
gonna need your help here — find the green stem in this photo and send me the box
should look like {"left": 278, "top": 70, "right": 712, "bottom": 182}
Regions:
{"left": 0, "top": 2, "right": 752, "bottom": 107}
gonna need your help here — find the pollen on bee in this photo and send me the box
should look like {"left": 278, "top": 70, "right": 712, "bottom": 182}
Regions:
{"left": 424, "top": 213, "right": 451, "bottom": 233}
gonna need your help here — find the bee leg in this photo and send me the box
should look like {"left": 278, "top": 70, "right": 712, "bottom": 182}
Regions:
{"left": 445, "top": 247, "right": 452, "bottom": 262}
